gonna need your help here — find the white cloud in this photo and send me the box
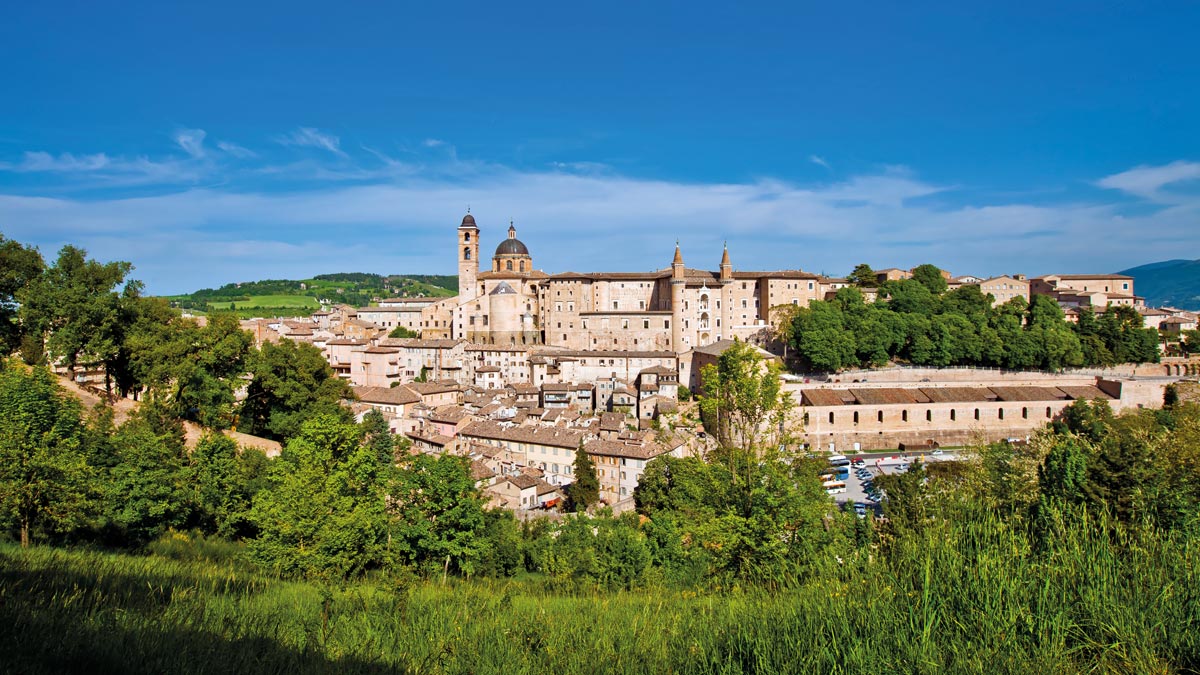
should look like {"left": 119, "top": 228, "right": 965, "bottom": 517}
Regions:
{"left": 1097, "top": 160, "right": 1200, "bottom": 202}
{"left": 809, "top": 155, "right": 831, "bottom": 170}
{"left": 174, "top": 129, "right": 206, "bottom": 158}
{"left": 422, "top": 138, "right": 445, "bottom": 148}
{"left": 2, "top": 136, "right": 1197, "bottom": 294}
{"left": 13, "top": 151, "right": 112, "bottom": 172}
{"left": 276, "top": 127, "right": 347, "bottom": 156}
{"left": 216, "top": 140, "right": 256, "bottom": 158}
{"left": 2, "top": 151, "right": 205, "bottom": 185}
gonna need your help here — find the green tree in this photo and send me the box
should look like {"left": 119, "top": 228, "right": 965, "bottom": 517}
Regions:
{"left": 187, "top": 433, "right": 267, "bottom": 539}
{"left": 130, "top": 312, "right": 252, "bottom": 427}
{"left": 1038, "top": 436, "right": 1090, "bottom": 505}
{"left": 0, "top": 234, "right": 45, "bottom": 357}
{"left": 387, "top": 326, "right": 418, "bottom": 338}
{"left": 248, "top": 414, "right": 389, "bottom": 580}
{"left": 567, "top": 442, "right": 600, "bottom": 511}
{"left": 17, "top": 245, "right": 136, "bottom": 376}
{"left": 699, "top": 340, "right": 791, "bottom": 453}
{"left": 388, "top": 453, "right": 489, "bottom": 576}
{"left": 791, "top": 301, "right": 857, "bottom": 371}
{"left": 910, "top": 263, "right": 948, "bottom": 295}
{"left": 0, "top": 362, "right": 96, "bottom": 547}
{"left": 846, "top": 263, "right": 878, "bottom": 287}
{"left": 105, "top": 407, "right": 191, "bottom": 545}
{"left": 239, "top": 339, "right": 351, "bottom": 441}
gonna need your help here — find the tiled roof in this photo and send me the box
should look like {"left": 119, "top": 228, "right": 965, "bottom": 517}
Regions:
{"left": 460, "top": 420, "right": 587, "bottom": 449}
{"left": 353, "top": 385, "right": 421, "bottom": 405}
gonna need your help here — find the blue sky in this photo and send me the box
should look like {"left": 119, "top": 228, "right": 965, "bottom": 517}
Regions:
{"left": 2, "top": 1, "right": 1198, "bottom": 294}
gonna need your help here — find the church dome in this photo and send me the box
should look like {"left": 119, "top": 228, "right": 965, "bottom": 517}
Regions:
{"left": 495, "top": 238, "right": 529, "bottom": 256}
{"left": 460, "top": 214, "right": 477, "bottom": 227}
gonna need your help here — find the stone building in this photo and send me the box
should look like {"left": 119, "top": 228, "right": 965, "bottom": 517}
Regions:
{"left": 423, "top": 212, "right": 835, "bottom": 354}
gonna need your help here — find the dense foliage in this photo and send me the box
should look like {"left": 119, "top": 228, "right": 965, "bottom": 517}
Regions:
{"left": 786, "top": 273, "right": 1161, "bottom": 371}
{"left": 2, "top": 233, "right": 1199, "bottom": 672}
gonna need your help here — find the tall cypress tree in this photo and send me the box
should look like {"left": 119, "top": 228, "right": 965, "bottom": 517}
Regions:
{"left": 568, "top": 442, "right": 600, "bottom": 511}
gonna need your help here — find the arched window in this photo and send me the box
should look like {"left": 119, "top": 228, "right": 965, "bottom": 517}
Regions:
{"left": 829, "top": 412, "right": 835, "bottom": 424}
{"left": 506, "top": 260, "right": 513, "bottom": 271}
{"left": 1046, "top": 406, "right": 1053, "bottom": 419}
{"left": 463, "top": 248, "right": 471, "bottom": 260}
{"left": 853, "top": 411, "right": 859, "bottom": 424}
{"left": 998, "top": 409, "right": 1005, "bottom": 420}
{"left": 464, "top": 232, "right": 471, "bottom": 242}
{"left": 877, "top": 410, "right": 884, "bottom": 423}
{"left": 902, "top": 410, "right": 908, "bottom": 422}
{"left": 974, "top": 408, "right": 980, "bottom": 421}
{"left": 950, "top": 409, "right": 957, "bottom": 421}
{"left": 926, "top": 409, "right": 932, "bottom": 422}
{"left": 1022, "top": 407, "right": 1028, "bottom": 419}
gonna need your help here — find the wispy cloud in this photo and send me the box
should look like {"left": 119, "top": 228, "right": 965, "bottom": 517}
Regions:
{"left": 1, "top": 137, "right": 1197, "bottom": 294}
{"left": 12, "top": 151, "right": 113, "bottom": 172}
{"left": 216, "top": 140, "right": 256, "bottom": 158}
{"left": 174, "top": 128, "right": 206, "bottom": 158}
{"left": 3, "top": 150, "right": 206, "bottom": 185}
{"left": 276, "top": 127, "right": 347, "bottom": 157}
{"left": 1097, "top": 160, "right": 1200, "bottom": 203}
{"left": 422, "top": 138, "right": 445, "bottom": 148}
{"left": 809, "top": 154, "right": 831, "bottom": 170}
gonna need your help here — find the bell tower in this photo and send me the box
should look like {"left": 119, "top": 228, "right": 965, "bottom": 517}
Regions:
{"left": 458, "top": 211, "right": 480, "bottom": 300}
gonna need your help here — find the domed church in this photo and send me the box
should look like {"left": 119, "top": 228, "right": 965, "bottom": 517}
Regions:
{"left": 419, "top": 211, "right": 827, "bottom": 353}
{"left": 448, "top": 213, "right": 546, "bottom": 345}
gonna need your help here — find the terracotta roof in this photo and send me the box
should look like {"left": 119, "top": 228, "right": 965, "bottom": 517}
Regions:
{"left": 504, "top": 474, "right": 537, "bottom": 490}
{"left": 476, "top": 365, "right": 501, "bottom": 373}
{"left": 989, "top": 386, "right": 1068, "bottom": 402}
{"left": 325, "top": 338, "right": 367, "bottom": 346}
{"left": 363, "top": 346, "right": 400, "bottom": 354}
{"left": 801, "top": 389, "right": 847, "bottom": 406}
{"left": 919, "top": 387, "right": 997, "bottom": 403}
{"left": 585, "top": 437, "right": 680, "bottom": 460}
{"left": 353, "top": 385, "right": 421, "bottom": 405}
{"left": 460, "top": 420, "right": 587, "bottom": 449}
{"left": 406, "top": 429, "right": 452, "bottom": 446}
{"left": 849, "top": 388, "right": 929, "bottom": 405}
{"left": 1056, "top": 385, "right": 1113, "bottom": 400}
{"left": 600, "top": 412, "right": 627, "bottom": 431}
{"left": 408, "top": 382, "right": 461, "bottom": 395}
{"left": 430, "top": 405, "right": 472, "bottom": 424}
{"left": 470, "top": 459, "right": 495, "bottom": 481}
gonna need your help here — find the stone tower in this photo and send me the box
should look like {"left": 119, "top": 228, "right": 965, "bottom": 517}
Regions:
{"left": 671, "top": 243, "right": 685, "bottom": 352}
{"left": 458, "top": 213, "right": 479, "bottom": 301}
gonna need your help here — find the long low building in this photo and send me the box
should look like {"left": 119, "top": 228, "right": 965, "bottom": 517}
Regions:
{"left": 798, "top": 382, "right": 1122, "bottom": 452}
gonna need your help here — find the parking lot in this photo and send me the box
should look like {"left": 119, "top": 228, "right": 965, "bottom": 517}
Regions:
{"left": 832, "top": 452, "right": 958, "bottom": 514}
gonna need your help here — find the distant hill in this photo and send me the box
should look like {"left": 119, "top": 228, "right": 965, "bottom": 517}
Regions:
{"left": 1120, "top": 259, "right": 1200, "bottom": 310}
{"left": 163, "top": 273, "right": 458, "bottom": 318}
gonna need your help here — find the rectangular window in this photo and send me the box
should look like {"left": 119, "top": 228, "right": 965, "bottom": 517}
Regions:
{"left": 643, "top": 319, "right": 650, "bottom": 329}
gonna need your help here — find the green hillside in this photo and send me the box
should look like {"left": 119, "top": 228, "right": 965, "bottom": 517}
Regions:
{"left": 164, "top": 273, "right": 457, "bottom": 318}
{"left": 1120, "top": 259, "right": 1200, "bottom": 310}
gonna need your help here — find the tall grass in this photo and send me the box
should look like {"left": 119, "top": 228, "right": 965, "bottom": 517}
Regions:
{"left": 2, "top": 512, "right": 1198, "bottom": 675}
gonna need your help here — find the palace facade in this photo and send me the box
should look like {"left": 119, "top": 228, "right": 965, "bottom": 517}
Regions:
{"left": 420, "top": 213, "right": 831, "bottom": 352}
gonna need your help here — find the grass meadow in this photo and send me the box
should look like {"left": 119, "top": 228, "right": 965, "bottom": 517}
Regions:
{"left": 3, "top": 510, "right": 1198, "bottom": 675}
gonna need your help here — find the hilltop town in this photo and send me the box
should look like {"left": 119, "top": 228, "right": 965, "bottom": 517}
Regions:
{"left": 216, "top": 212, "right": 1200, "bottom": 512}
